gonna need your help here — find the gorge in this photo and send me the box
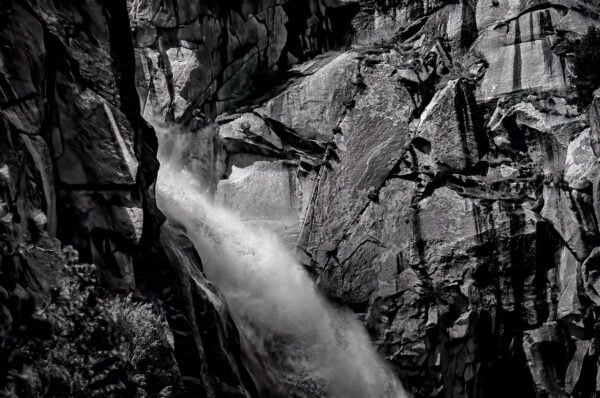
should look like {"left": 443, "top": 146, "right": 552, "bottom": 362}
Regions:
{"left": 3, "top": 0, "right": 600, "bottom": 397}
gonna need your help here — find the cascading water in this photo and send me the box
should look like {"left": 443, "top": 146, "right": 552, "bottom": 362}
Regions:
{"left": 155, "top": 126, "right": 408, "bottom": 398}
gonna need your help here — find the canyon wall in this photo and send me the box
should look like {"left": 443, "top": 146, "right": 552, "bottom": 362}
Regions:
{"left": 0, "top": 1, "right": 258, "bottom": 396}
{"left": 3, "top": 0, "right": 600, "bottom": 397}
{"left": 133, "top": 0, "right": 600, "bottom": 397}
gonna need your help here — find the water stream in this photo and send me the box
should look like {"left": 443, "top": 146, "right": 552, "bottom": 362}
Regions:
{"left": 155, "top": 127, "right": 407, "bottom": 398}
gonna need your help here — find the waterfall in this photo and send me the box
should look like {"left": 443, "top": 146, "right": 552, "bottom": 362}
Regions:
{"left": 155, "top": 126, "right": 408, "bottom": 398}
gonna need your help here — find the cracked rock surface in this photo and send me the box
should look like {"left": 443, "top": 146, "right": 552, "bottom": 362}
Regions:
{"left": 136, "top": 0, "right": 600, "bottom": 397}
{"left": 4, "top": 0, "right": 600, "bottom": 397}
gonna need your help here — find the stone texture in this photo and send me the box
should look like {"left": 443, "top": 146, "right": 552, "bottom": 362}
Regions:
{"left": 216, "top": 161, "right": 309, "bottom": 244}
{"left": 256, "top": 51, "right": 359, "bottom": 141}
{"left": 415, "top": 78, "right": 488, "bottom": 171}
{"left": 0, "top": 1, "right": 260, "bottom": 396}
{"left": 131, "top": 0, "right": 360, "bottom": 121}
{"left": 473, "top": 1, "right": 599, "bottom": 100}
{"left": 4, "top": 0, "right": 600, "bottom": 397}
{"left": 157, "top": 1, "right": 600, "bottom": 396}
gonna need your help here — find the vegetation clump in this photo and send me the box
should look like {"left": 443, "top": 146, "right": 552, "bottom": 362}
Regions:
{"left": 573, "top": 25, "right": 600, "bottom": 107}
{"left": 0, "top": 246, "right": 182, "bottom": 398}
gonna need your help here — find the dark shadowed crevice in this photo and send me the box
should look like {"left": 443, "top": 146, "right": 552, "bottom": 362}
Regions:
{"left": 460, "top": 0, "right": 478, "bottom": 47}
{"left": 512, "top": 20, "right": 523, "bottom": 92}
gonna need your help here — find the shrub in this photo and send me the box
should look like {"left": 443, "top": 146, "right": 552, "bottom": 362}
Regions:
{"left": 1, "top": 246, "right": 182, "bottom": 398}
{"left": 572, "top": 25, "right": 600, "bottom": 107}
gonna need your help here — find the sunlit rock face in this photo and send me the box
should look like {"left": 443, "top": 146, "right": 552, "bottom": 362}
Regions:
{"left": 351, "top": 0, "right": 600, "bottom": 101}
{"left": 9, "top": 0, "right": 600, "bottom": 396}
{"left": 126, "top": 0, "right": 600, "bottom": 397}
{"left": 472, "top": 0, "right": 600, "bottom": 100}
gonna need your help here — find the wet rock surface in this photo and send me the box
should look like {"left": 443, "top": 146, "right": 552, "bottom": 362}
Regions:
{"left": 0, "top": 1, "right": 259, "bottom": 396}
{"left": 134, "top": 0, "right": 600, "bottom": 397}
{"left": 5, "top": 0, "right": 600, "bottom": 397}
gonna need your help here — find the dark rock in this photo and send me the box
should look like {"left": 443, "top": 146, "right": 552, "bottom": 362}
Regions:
{"left": 0, "top": 1, "right": 260, "bottom": 396}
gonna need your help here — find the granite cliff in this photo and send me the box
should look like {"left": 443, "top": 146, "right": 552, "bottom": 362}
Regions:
{"left": 3, "top": 0, "right": 600, "bottom": 397}
{"left": 0, "top": 1, "right": 258, "bottom": 396}
{"left": 133, "top": 0, "right": 600, "bottom": 397}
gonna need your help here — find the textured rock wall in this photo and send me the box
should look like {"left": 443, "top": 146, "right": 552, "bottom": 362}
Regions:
{"left": 131, "top": 0, "right": 600, "bottom": 397}
{"left": 0, "top": 1, "right": 259, "bottom": 396}
{"left": 131, "top": 0, "right": 360, "bottom": 121}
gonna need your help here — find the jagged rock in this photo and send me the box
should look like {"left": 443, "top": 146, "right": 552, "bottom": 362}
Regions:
{"left": 152, "top": 223, "right": 258, "bottom": 397}
{"left": 53, "top": 73, "right": 139, "bottom": 186}
{"left": 133, "top": 0, "right": 360, "bottom": 120}
{"left": 541, "top": 185, "right": 597, "bottom": 261}
{"left": 565, "top": 128, "right": 597, "bottom": 189}
{"left": 582, "top": 248, "right": 600, "bottom": 306}
{"left": 447, "top": 311, "right": 476, "bottom": 340}
{"left": 0, "top": 1, "right": 261, "bottom": 397}
{"left": 256, "top": 52, "right": 358, "bottom": 141}
{"left": 127, "top": 0, "right": 177, "bottom": 28}
{"left": 474, "top": 1, "right": 598, "bottom": 100}
{"left": 143, "top": 0, "right": 600, "bottom": 395}
{"left": 415, "top": 78, "right": 488, "bottom": 171}
{"left": 299, "top": 53, "right": 416, "bottom": 281}
{"left": 565, "top": 340, "right": 591, "bottom": 394}
{"left": 557, "top": 246, "right": 583, "bottom": 328}
{"left": 522, "top": 322, "right": 568, "bottom": 397}
{"left": 491, "top": 101, "right": 586, "bottom": 179}
{"left": 0, "top": 4, "right": 45, "bottom": 135}
{"left": 352, "top": 0, "right": 461, "bottom": 46}
{"left": 590, "top": 89, "right": 600, "bottom": 157}
{"left": 219, "top": 113, "right": 284, "bottom": 156}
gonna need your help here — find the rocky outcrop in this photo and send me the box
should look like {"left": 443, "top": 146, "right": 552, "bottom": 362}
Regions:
{"left": 350, "top": 0, "right": 600, "bottom": 101}
{"left": 0, "top": 1, "right": 259, "bottom": 396}
{"left": 130, "top": 0, "right": 360, "bottom": 121}
{"left": 135, "top": 0, "right": 600, "bottom": 397}
{"left": 4, "top": 0, "right": 599, "bottom": 396}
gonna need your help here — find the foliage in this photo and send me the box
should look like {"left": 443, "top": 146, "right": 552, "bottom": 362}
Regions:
{"left": 573, "top": 25, "right": 600, "bottom": 107}
{"left": 0, "top": 246, "right": 182, "bottom": 398}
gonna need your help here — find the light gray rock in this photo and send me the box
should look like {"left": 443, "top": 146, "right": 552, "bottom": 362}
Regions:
{"left": 416, "top": 79, "right": 488, "bottom": 171}
{"left": 127, "top": 0, "right": 177, "bottom": 28}
{"left": 582, "top": 248, "right": 600, "bottom": 306}
{"left": 300, "top": 54, "right": 416, "bottom": 280}
{"left": 557, "top": 246, "right": 582, "bottom": 324}
{"left": 473, "top": 1, "right": 597, "bottom": 100}
{"left": 589, "top": 89, "right": 600, "bottom": 157}
{"left": 132, "top": 0, "right": 360, "bottom": 121}
{"left": 216, "top": 161, "right": 307, "bottom": 244}
{"left": 123, "top": 0, "right": 600, "bottom": 396}
{"left": 257, "top": 52, "right": 358, "bottom": 141}
{"left": 565, "top": 128, "right": 598, "bottom": 189}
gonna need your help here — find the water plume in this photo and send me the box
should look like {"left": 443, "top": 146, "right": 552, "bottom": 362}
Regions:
{"left": 155, "top": 126, "right": 408, "bottom": 398}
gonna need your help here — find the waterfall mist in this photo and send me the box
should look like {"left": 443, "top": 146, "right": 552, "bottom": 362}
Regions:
{"left": 155, "top": 126, "right": 408, "bottom": 398}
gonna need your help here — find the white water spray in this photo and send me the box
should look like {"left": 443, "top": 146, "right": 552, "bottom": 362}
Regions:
{"left": 155, "top": 127, "right": 408, "bottom": 398}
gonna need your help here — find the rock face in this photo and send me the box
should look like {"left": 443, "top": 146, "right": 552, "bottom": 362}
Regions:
{"left": 0, "top": 1, "right": 258, "bottom": 396}
{"left": 132, "top": 0, "right": 600, "bottom": 397}
{"left": 5, "top": 0, "right": 600, "bottom": 397}
{"left": 472, "top": 0, "right": 600, "bottom": 100}
{"left": 130, "top": 0, "right": 360, "bottom": 120}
